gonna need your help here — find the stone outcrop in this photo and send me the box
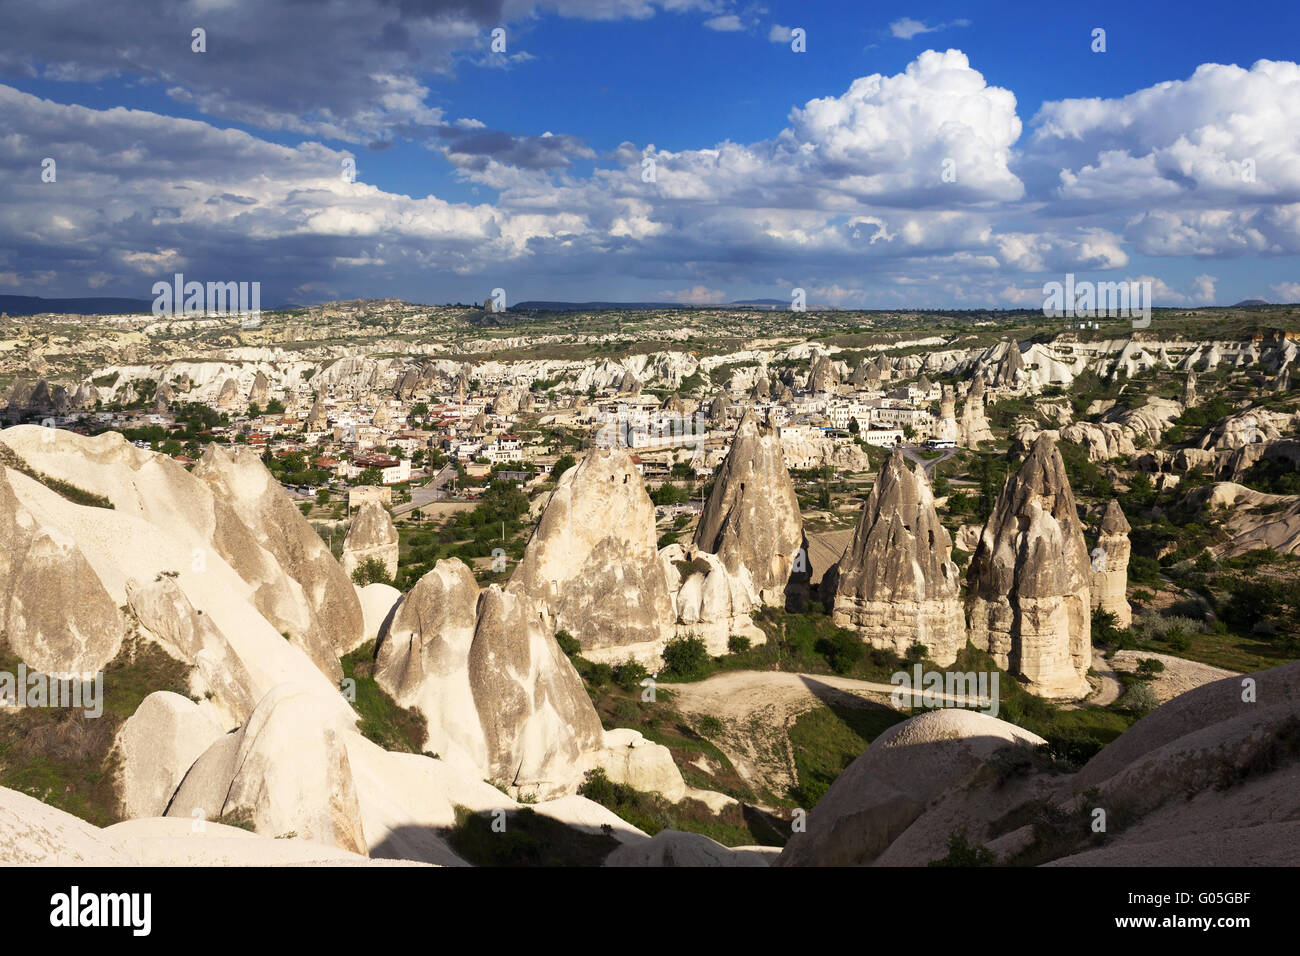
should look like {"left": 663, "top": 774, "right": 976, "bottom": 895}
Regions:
{"left": 775, "top": 710, "right": 1045, "bottom": 867}
{"left": 808, "top": 352, "right": 838, "bottom": 393}
{"left": 0, "top": 470, "right": 125, "bottom": 675}
{"left": 341, "top": 500, "right": 399, "bottom": 584}
{"left": 829, "top": 448, "right": 965, "bottom": 665}
{"left": 958, "top": 376, "right": 994, "bottom": 446}
{"left": 1091, "top": 500, "right": 1132, "bottom": 628}
{"left": 937, "top": 385, "right": 958, "bottom": 443}
{"left": 1183, "top": 370, "right": 1198, "bottom": 408}
{"left": 115, "top": 691, "right": 223, "bottom": 819}
{"left": 374, "top": 559, "right": 488, "bottom": 775}
{"left": 584, "top": 729, "right": 686, "bottom": 803}
{"left": 709, "top": 394, "right": 730, "bottom": 425}
{"left": 992, "top": 340, "right": 1025, "bottom": 388}
{"left": 194, "top": 444, "right": 363, "bottom": 672}
{"left": 659, "top": 543, "right": 764, "bottom": 654}
{"left": 965, "top": 434, "right": 1092, "bottom": 698}
{"left": 468, "top": 585, "right": 606, "bottom": 798}
{"left": 305, "top": 396, "right": 328, "bottom": 430}
{"left": 510, "top": 447, "right": 674, "bottom": 663}
{"left": 249, "top": 371, "right": 270, "bottom": 408}
{"left": 694, "top": 411, "right": 806, "bottom": 607}
{"left": 166, "top": 683, "right": 368, "bottom": 853}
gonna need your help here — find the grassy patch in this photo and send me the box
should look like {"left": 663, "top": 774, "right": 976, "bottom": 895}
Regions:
{"left": 340, "top": 641, "right": 429, "bottom": 754}
{"left": 0, "top": 634, "right": 190, "bottom": 827}
{"left": 788, "top": 701, "right": 907, "bottom": 808}
{"left": 0, "top": 443, "right": 115, "bottom": 509}
{"left": 447, "top": 805, "right": 620, "bottom": 866}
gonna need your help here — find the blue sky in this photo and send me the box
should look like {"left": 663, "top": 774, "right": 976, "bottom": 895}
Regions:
{"left": 2, "top": 0, "right": 1299, "bottom": 308}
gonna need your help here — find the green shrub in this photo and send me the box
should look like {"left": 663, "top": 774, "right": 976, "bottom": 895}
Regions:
{"left": 661, "top": 636, "right": 711, "bottom": 681}
{"left": 554, "top": 629, "right": 581, "bottom": 656}
{"left": 613, "top": 659, "right": 649, "bottom": 692}
{"left": 696, "top": 715, "right": 725, "bottom": 738}
{"left": 928, "top": 829, "right": 995, "bottom": 867}
{"left": 815, "top": 629, "right": 865, "bottom": 675}
{"left": 726, "top": 635, "right": 751, "bottom": 655}
{"left": 350, "top": 556, "right": 392, "bottom": 587}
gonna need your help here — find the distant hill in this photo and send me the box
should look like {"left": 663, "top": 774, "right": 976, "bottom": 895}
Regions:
{"left": 0, "top": 294, "right": 153, "bottom": 317}
{"left": 1233, "top": 298, "right": 1270, "bottom": 307}
{"left": 730, "top": 298, "right": 789, "bottom": 307}
{"left": 511, "top": 300, "right": 689, "bottom": 311}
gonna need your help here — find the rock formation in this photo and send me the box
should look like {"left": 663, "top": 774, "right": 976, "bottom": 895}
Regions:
{"left": 1091, "top": 499, "right": 1132, "bottom": 628}
{"left": 249, "top": 371, "right": 270, "bottom": 408}
{"left": 659, "top": 543, "right": 764, "bottom": 654}
{"left": 341, "top": 500, "right": 399, "bottom": 583}
{"left": 305, "top": 396, "right": 328, "bottom": 431}
{"left": 694, "top": 411, "right": 806, "bottom": 607}
{"left": 709, "top": 393, "right": 730, "bottom": 425}
{"left": 509, "top": 446, "right": 674, "bottom": 662}
{"left": 194, "top": 444, "right": 364, "bottom": 670}
{"left": 0, "top": 470, "right": 126, "bottom": 675}
{"left": 1184, "top": 369, "right": 1198, "bottom": 408}
{"left": 751, "top": 373, "right": 770, "bottom": 401}
{"left": 992, "top": 339, "right": 1025, "bottom": 388}
{"left": 958, "top": 375, "right": 994, "bottom": 446}
{"left": 829, "top": 448, "right": 965, "bottom": 665}
{"left": 808, "top": 352, "right": 838, "bottom": 393}
{"left": 937, "top": 385, "right": 958, "bottom": 443}
{"left": 965, "top": 434, "right": 1092, "bottom": 698}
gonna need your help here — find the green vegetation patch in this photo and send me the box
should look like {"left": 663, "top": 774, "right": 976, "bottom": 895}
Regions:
{"left": 340, "top": 641, "right": 429, "bottom": 754}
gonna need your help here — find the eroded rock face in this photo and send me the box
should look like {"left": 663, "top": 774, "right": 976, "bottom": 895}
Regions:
{"left": 194, "top": 444, "right": 362, "bottom": 674}
{"left": 115, "top": 691, "right": 223, "bottom": 819}
{"left": 341, "top": 500, "right": 399, "bottom": 584}
{"left": 469, "top": 585, "right": 605, "bottom": 798}
{"left": 959, "top": 376, "right": 994, "bottom": 446}
{"left": 375, "top": 560, "right": 606, "bottom": 799}
{"left": 774, "top": 710, "right": 1045, "bottom": 867}
{"left": 830, "top": 448, "right": 965, "bottom": 665}
{"left": 965, "top": 434, "right": 1092, "bottom": 698}
{"left": 510, "top": 447, "right": 674, "bottom": 662}
{"left": 0, "top": 471, "right": 125, "bottom": 675}
{"left": 658, "top": 544, "right": 764, "bottom": 655}
{"left": 166, "top": 683, "right": 368, "bottom": 853}
{"left": 694, "top": 412, "right": 806, "bottom": 607}
{"left": 1091, "top": 500, "right": 1132, "bottom": 628}
{"left": 374, "top": 560, "right": 486, "bottom": 775}
{"left": 584, "top": 729, "right": 686, "bottom": 803}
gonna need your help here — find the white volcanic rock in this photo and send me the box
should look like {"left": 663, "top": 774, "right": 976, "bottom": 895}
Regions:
{"left": 1090, "top": 500, "right": 1132, "bottom": 628}
{"left": 0, "top": 428, "right": 355, "bottom": 725}
{"left": 0, "top": 786, "right": 134, "bottom": 866}
{"left": 356, "top": 582, "right": 401, "bottom": 643}
{"left": 374, "top": 559, "right": 487, "bottom": 774}
{"left": 125, "top": 574, "right": 257, "bottom": 725}
{"left": 167, "top": 683, "right": 369, "bottom": 853}
{"left": 115, "top": 691, "right": 224, "bottom": 819}
{"left": 659, "top": 544, "right": 764, "bottom": 654}
{"left": 470, "top": 585, "right": 606, "bottom": 798}
{"left": 510, "top": 447, "right": 675, "bottom": 663}
{"left": 774, "top": 710, "right": 1045, "bottom": 866}
{"left": 194, "top": 443, "right": 363, "bottom": 674}
{"left": 694, "top": 412, "right": 806, "bottom": 607}
{"left": 830, "top": 448, "right": 965, "bottom": 665}
{"left": 0, "top": 470, "right": 125, "bottom": 675}
{"left": 958, "top": 376, "right": 994, "bottom": 446}
{"left": 585, "top": 729, "right": 687, "bottom": 803}
{"left": 375, "top": 560, "right": 605, "bottom": 799}
{"left": 341, "top": 500, "right": 399, "bottom": 584}
{"left": 966, "top": 434, "right": 1092, "bottom": 698}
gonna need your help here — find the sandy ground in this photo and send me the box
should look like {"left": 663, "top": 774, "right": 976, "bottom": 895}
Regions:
{"left": 1109, "top": 650, "right": 1238, "bottom": 704}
